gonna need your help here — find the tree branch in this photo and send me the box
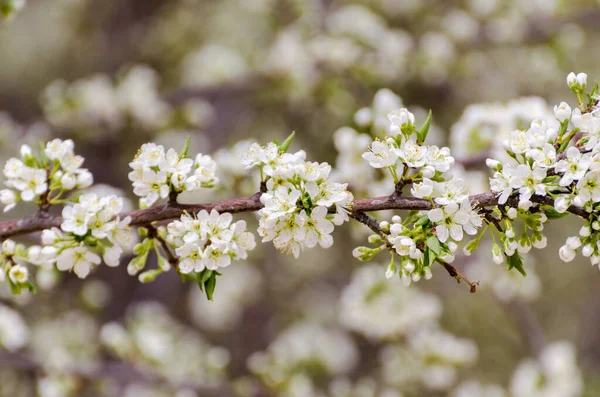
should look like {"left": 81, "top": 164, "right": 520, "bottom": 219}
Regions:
{"left": 0, "top": 190, "right": 589, "bottom": 240}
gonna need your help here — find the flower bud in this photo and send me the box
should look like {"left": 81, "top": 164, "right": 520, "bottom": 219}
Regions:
{"left": 2, "top": 239, "right": 16, "bottom": 256}
{"left": 367, "top": 234, "right": 383, "bottom": 245}
{"left": 492, "top": 243, "right": 503, "bottom": 264}
{"left": 385, "top": 256, "right": 396, "bottom": 279}
{"left": 352, "top": 246, "right": 379, "bottom": 262}
{"left": 424, "top": 267, "right": 433, "bottom": 280}
{"left": 485, "top": 158, "right": 501, "bottom": 171}
{"left": 579, "top": 226, "right": 591, "bottom": 237}
{"left": 582, "top": 244, "right": 594, "bottom": 257}
{"left": 422, "top": 166, "right": 435, "bottom": 178}
{"left": 559, "top": 245, "right": 576, "bottom": 262}
{"left": 138, "top": 269, "right": 162, "bottom": 283}
{"left": 531, "top": 232, "right": 547, "bottom": 249}
{"left": 554, "top": 102, "right": 572, "bottom": 122}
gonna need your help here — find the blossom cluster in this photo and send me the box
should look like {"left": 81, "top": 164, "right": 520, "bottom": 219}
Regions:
{"left": 166, "top": 209, "right": 256, "bottom": 274}
{"left": 101, "top": 302, "right": 230, "bottom": 386}
{"left": 129, "top": 142, "right": 218, "bottom": 207}
{"left": 248, "top": 323, "right": 359, "bottom": 390}
{"left": 0, "top": 139, "right": 92, "bottom": 212}
{"left": 354, "top": 107, "right": 483, "bottom": 283}
{"left": 339, "top": 264, "right": 442, "bottom": 341}
{"left": 27, "top": 193, "right": 133, "bottom": 279}
{"left": 242, "top": 141, "right": 353, "bottom": 258}
{"left": 381, "top": 327, "right": 478, "bottom": 392}
{"left": 509, "top": 341, "right": 583, "bottom": 397}
{"left": 487, "top": 72, "right": 600, "bottom": 267}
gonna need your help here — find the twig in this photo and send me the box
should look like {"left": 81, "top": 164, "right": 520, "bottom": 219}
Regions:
{"left": 146, "top": 224, "right": 179, "bottom": 267}
{"left": 438, "top": 259, "right": 479, "bottom": 293}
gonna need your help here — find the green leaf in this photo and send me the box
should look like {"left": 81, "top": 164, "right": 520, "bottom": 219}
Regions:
{"left": 426, "top": 235, "right": 442, "bottom": 255}
{"left": 199, "top": 269, "right": 213, "bottom": 285}
{"left": 417, "top": 110, "right": 432, "bottom": 145}
{"left": 423, "top": 248, "right": 436, "bottom": 267}
{"left": 414, "top": 215, "right": 430, "bottom": 228}
{"left": 25, "top": 281, "right": 36, "bottom": 293}
{"left": 205, "top": 272, "right": 217, "bottom": 300}
{"left": 180, "top": 135, "right": 192, "bottom": 158}
{"left": 507, "top": 253, "right": 526, "bottom": 276}
{"left": 587, "top": 81, "right": 599, "bottom": 107}
{"left": 541, "top": 175, "right": 559, "bottom": 184}
{"left": 39, "top": 141, "right": 49, "bottom": 167}
{"left": 278, "top": 131, "right": 296, "bottom": 153}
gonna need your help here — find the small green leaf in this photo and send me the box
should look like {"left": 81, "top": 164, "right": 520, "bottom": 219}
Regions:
{"left": 204, "top": 272, "right": 217, "bottom": 300}
{"left": 417, "top": 110, "right": 432, "bottom": 145}
{"left": 541, "top": 175, "right": 559, "bottom": 184}
{"left": 278, "top": 131, "right": 296, "bottom": 153}
{"left": 587, "top": 81, "right": 599, "bottom": 107}
{"left": 414, "top": 215, "right": 430, "bottom": 228}
{"left": 180, "top": 136, "right": 192, "bottom": 158}
{"left": 199, "top": 269, "right": 213, "bottom": 285}
{"left": 25, "top": 281, "right": 36, "bottom": 293}
{"left": 426, "top": 236, "right": 442, "bottom": 255}
{"left": 507, "top": 253, "right": 526, "bottom": 276}
{"left": 423, "top": 248, "right": 436, "bottom": 267}
{"left": 39, "top": 142, "right": 49, "bottom": 167}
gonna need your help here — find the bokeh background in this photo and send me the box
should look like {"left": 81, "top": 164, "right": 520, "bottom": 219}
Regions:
{"left": 1, "top": 0, "right": 600, "bottom": 396}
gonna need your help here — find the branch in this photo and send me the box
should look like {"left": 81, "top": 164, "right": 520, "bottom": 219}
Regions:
{"left": 438, "top": 259, "right": 479, "bottom": 293}
{"left": 0, "top": 191, "right": 589, "bottom": 240}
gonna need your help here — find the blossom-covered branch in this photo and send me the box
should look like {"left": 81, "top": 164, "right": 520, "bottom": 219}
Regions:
{"left": 1, "top": 71, "right": 600, "bottom": 298}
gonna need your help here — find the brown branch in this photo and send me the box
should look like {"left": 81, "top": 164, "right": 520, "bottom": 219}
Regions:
{"left": 146, "top": 224, "right": 179, "bottom": 267}
{"left": 0, "top": 190, "right": 590, "bottom": 240}
{"left": 438, "top": 259, "right": 479, "bottom": 293}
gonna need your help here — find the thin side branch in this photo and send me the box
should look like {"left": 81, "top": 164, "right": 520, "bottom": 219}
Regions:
{"left": 438, "top": 259, "right": 479, "bottom": 293}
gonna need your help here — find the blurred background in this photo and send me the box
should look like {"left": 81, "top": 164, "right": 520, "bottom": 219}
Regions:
{"left": 0, "top": 0, "right": 600, "bottom": 396}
